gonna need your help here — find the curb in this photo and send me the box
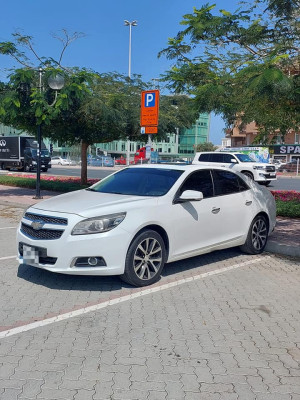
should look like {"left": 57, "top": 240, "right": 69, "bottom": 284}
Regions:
{"left": 265, "top": 240, "right": 300, "bottom": 259}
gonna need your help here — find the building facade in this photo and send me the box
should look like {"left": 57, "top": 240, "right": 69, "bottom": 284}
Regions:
{"left": 225, "top": 122, "right": 300, "bottom": 163}
{"left": 96, "top": 113, "right": 210, "bottom": 159}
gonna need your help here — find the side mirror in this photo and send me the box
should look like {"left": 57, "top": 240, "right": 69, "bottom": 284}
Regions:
{"left": 231, "top": 158, "right": 238, "bottom": 163}
{"left": 174, "top": 190, "right": 204, "bottom": 204}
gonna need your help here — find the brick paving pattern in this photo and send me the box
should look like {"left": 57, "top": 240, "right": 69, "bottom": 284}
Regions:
{"left": 0, "top": 253, "right": 299, "bottom": 399}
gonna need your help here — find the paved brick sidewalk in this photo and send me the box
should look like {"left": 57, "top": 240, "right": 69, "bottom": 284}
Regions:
{"left": 0, "top": 254, "right": 299, "bottom": 399}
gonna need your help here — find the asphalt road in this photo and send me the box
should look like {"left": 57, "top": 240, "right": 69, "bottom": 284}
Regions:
{"left": 49, "top": 166, "right": 300, "bottom": 191}
{"left": 1, "top": 205, "right": 300, "bottom": 400}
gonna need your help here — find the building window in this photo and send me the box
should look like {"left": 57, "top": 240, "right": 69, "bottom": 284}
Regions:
{"left": 295, "top": 133, "right": 300, "bottom": 144}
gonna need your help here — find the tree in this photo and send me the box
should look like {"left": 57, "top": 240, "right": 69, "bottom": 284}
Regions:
{"left": 196, "top": 142, "right": 217, "bottom": 152}
{"left": 159, "top": 0, "right": 300, "bottom": 143}
{"left": 0, "top": 32, "right": 198, "bottom": 184}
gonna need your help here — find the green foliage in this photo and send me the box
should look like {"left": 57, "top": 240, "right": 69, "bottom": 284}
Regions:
{"left": 195, "top": 142, "right": 218, "bottom": 152}
{"left": 159, "top": 0, "right": 300, "bottom": 142}
{"left": 276, "top": 200, "right": 300, "bottom": 218}
{"left": 0, "top": 175, "right": 89, "bottom": 192}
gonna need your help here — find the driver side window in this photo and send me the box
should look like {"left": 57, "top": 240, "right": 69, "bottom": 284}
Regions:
{"left": 179, "top": 170, "right": 214, "bottom": 198}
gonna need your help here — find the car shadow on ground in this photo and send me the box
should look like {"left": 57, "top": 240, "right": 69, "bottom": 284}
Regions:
{"left": 17, "top": 248, "right": 243, "bottom": 292}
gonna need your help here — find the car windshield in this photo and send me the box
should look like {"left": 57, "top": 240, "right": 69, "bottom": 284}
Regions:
{"left": 88, "top": 167, "right": 184, "bottom": 196}
{"left": 235, "top": 154, "right": 256, "bottom": 162}
{"left": 31, "top": 149, "right": 49, "bottom": 156}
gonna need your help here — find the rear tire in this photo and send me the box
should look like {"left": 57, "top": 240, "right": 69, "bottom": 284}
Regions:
{"left": 240, "top": 215, "right": 269, "bottom": 255}
{"left": 121, "top": 230, "right": 166, "bottom": 287}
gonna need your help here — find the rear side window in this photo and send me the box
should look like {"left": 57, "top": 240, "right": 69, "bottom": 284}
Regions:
{"left": 212, "top": 170, "right": 241, "bottom": 195}
{"left": 237, "top": 175, "right": 250, "bottom": 192}
{"left": 179, "top": 170, "right": 214, "bottom": 198}
{"left": 210, "top": 153, "right": 224, "bottom": 162}
{"left": 198, "top": 153, "right": 211, "bottom": 161}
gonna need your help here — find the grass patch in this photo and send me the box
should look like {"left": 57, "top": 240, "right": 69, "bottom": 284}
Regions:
{"left": 275, "top": 200, "right": 300, "bottom": 218}
{"left": 0, "top": 175, "right": 90, "bottom": 192}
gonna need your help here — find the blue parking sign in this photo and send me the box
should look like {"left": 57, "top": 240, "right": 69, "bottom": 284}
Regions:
{"left": 144, "top": 92, "right": 156, "bottom": 107}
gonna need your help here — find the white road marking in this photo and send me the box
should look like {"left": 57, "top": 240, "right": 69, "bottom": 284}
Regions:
{"left": 0, "top": 256, "right": 268, "bottom": 339}
{"left": 0, "top": 227, "right": 17, "bottom": 230}
{"left": 0, "top": 255, "right": 17, "bottom": 261}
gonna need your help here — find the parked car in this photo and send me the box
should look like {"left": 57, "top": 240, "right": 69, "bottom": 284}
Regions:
{"left": 278, "top": 160, "right": 299, "bottom": 172}
{"left": 88, "top": 156, "right": 114, "bottom": 167}
{"left": 17, "top": 165, "right": 276, "bottom": 287}
{"left": 51, "top": 156, "right": 71, "bottom": 166}
{"left": 115, "top": 157, "right": 127, "bottom": 165}
{"left": 193, "top": 151, "right": 277, "bottom": 186}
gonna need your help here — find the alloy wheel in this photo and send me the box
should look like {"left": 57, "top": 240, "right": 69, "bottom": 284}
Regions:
{"left": 133, "top": 237, "right": 163, "bottom": 281}
{"left": 251, "top": 218, "right": 267, "bottom": 251}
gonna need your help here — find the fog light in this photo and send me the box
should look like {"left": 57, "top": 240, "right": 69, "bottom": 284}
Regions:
{"left": 88, "top": 257, "right": 98, "bottom": 266}
{"left": 72, "top": 257, "right": 106, "bottom": 268}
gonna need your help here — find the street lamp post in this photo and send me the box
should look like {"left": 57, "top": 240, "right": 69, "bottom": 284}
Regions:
{"left": 34, "top": 69, "right": 64, "bottom": 199}
{"left": 124, "top": 20, "right": 137, "bottom": 79}
{"left": 124, "top": 20, "right": 137, "bottom": 165}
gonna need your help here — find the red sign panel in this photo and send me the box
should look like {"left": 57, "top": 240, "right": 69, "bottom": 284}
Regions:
{"left": 140, "top": 90, "right": 160, "bottom": 126}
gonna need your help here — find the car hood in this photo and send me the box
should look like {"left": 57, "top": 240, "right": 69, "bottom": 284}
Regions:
{"left": 31, "top": 189, "right": 153, "bottom": 217}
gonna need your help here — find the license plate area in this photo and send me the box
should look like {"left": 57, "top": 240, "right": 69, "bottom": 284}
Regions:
{"left": 20, "top": 242, "right": 47, "bottom": 266}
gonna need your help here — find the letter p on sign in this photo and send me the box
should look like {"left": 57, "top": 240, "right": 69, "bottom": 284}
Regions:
{"left": 145, "top": 92, "right": 155, "bottom": 107}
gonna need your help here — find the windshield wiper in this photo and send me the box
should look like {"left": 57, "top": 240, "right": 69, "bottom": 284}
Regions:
{"left": 85, "top": 188, "right": 97, "bottom": 192}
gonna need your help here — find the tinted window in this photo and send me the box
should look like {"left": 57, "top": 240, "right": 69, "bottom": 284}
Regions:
{"left": 198, "top": 153, "right": 211, "bottom": 161}
{"left": 212, "top": 170, "right": 240, "bottom": 196}
{"left": 210, "top": 153, "right": 224, "bottom": 162}
{"left": 237, "top": 175, "right": 250, "bottom": 192}
{"left": 179, "top": 170, "right": 213, "bottom": 198}
{"left": 89, "top": 168, "right": 183, "bottom": 196}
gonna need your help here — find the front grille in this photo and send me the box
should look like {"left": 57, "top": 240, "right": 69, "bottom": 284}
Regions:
{"left": 265, "top": 165, "right": 275, "bottom": 172}
{"left": 24, "top": 212, "right": 68, "bottom": 225}
{"left": 21, "top": 223, "right": 64, "bottom": 240}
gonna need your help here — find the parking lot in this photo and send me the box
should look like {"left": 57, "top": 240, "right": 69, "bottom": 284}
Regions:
{"left": 0, "top": 204, "right": 300, "bottom": 399}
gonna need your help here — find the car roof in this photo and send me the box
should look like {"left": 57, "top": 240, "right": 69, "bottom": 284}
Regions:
{"left": 125, "top": 164, "right": 231, "bottom": 172}
{"left": 195, "top": 151, "right": 243, "bottom": 155}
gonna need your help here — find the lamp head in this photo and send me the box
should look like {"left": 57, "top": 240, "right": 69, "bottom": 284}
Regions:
{"left": 48, "top": 74, "right": 65, "bottom": 90}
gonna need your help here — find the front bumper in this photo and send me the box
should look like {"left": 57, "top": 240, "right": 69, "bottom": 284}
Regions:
{"left": 255, "top": 172, "right": 277, "bottom": 182}
{"left": 17, "top": 213, "right": 131, "bottom": 276}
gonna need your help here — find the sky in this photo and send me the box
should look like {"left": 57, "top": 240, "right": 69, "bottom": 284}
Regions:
{"left": 0, "top": 0, "right": 239, "bottom": 144}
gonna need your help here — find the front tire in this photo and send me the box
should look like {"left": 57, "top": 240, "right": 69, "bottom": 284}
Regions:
{"left": 240, "top": 215, "right": 269, "bottom": 254}
{"left": 242, "top": 171, "right": 254, "bottom": 180}
{"left": 121, "top": 230, "right": 166, "bottom": 287}
{"left": 259, "top": 180, "right": 271, "bottom": 186}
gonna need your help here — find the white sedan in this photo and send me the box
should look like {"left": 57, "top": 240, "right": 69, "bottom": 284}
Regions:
{"left": 50, "top": 156, "right": 71, "bottom": 166}
{"left": 17, "top": 165, "right": 276, "bottom": 287}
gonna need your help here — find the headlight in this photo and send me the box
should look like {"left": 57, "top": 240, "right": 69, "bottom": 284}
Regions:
{"left": 71, "top": 213, "right": 126, "bottom": 235}
{"left": 32, "top": 161, "right": 37, "bottom": 165}
{"left": 253, "top": 165, "right": 264, "bottom": 170}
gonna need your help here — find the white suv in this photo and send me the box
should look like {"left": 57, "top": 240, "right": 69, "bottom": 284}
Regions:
{"left": 192, "top": 152, "right": 276, "bottom": 186}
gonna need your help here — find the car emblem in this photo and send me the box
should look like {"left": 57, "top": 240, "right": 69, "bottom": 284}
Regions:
{"left": 0, "top": 139, "right": 6, "bottom": 146}
{"left": 31, "top": 221, "right": 44, "bottom": 230}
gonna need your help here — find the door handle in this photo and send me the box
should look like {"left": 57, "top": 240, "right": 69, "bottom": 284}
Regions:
{"left": 212, "top": 207, "right": 220, "bottom": 214}
{"left": 245, "top": 200, "right": 252, "bottom": 206}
